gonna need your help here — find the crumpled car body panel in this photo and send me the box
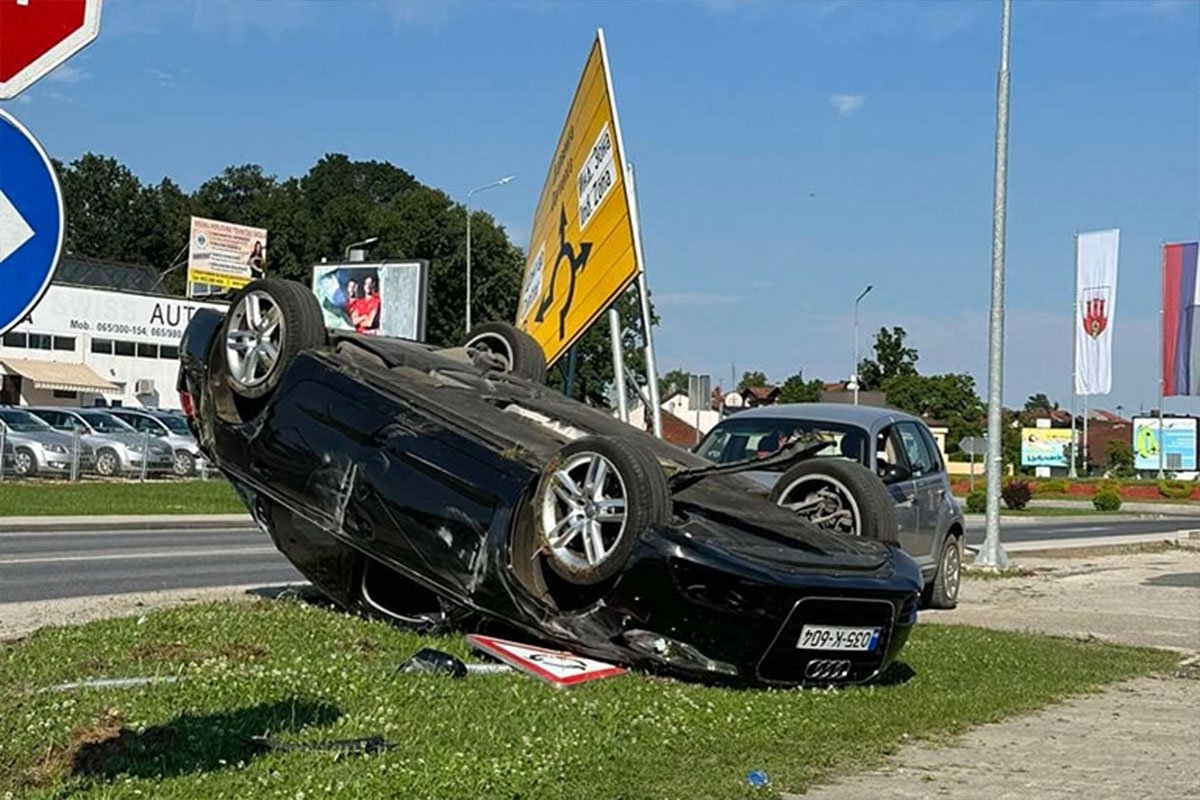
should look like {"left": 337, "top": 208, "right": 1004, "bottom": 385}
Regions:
{"left": 179, "top": 310, "right": 922, "bottom": 686}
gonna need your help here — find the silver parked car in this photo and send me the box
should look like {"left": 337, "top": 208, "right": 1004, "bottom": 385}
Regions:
{"left": 0, "top": 407, "right": 96, "bottom": 477}
{"left": 109, "top": 408, "right": 209, "bottom": 477}
{"left": 696, "top": 403, "right": 965, "bottom": 609}
{"left": 27, "top": 407, "right": 175, "bottom": 477}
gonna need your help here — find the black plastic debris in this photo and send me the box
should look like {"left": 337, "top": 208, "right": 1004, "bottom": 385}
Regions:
{"left": 247, "top": 735, "right": 395, "bottom": 755}
{"left": 397, "top": 647, "right": 468, "bottom": 678}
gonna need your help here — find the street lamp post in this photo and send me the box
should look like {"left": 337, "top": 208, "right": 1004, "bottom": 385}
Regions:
{"left": 852, "top": 284, "right": 873, "bottom": 405}
{"left": 344, "top": 237, "right": 379, "bottom": 262}
{"left": 466, "top": 175, "right": 515, "bottom": 332}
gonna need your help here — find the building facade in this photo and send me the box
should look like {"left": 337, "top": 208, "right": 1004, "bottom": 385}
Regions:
{"left": 0, "top": 269, "right": 225, "bottom": 411}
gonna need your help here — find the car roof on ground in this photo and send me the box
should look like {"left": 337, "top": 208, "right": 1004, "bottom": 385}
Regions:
{"left": 717, "top": 403, "right": 925, "bottom": 428}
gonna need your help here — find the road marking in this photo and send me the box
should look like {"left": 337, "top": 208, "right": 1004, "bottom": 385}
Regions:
{"left": 0, "top": 547, "right": 278, "bottom": 566}
{"left": 0, "top": 527, "right": 258, "bottom": 539}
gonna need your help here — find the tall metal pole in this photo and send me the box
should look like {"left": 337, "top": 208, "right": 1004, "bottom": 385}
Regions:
{"left": 977, "top": 0, "right": 1013, "bottom": 570}
{"left": 853, "top": 284, "right": 873, "bottom": 405}
{"left": 465, "top": 175, "right": 516, "bottom": 334}
{"left": 1069, "top": 232, "right": 1079, "bottom": 478}
{"left": 1082, "top": 394, "right": 1089, "bottom": 475}
{"left": 626, "top": 162, "right": 663, "bottom": 438}
{"left": 609, "top": 307, "right": 630, "bottom": 423}
{"left": 1158, "top": 242, "right": 1166, "bottom": 478}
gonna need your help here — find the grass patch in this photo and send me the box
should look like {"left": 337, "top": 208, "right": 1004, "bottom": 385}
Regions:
{"left": 0, "top": 600, "right": 1176, "bottom": 799}
{"left": 0, "top": 480, "right": 244, "bottom": 516}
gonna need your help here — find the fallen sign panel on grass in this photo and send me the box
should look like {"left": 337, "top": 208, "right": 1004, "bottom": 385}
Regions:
{"left": 466, "top": 634, "right": 626, "bottom": 688}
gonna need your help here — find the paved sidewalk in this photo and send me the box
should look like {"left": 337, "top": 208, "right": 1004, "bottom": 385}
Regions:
{"left": 0, "top": 513, "right": 252, "bottom": 532}
{"left": 796, "top": 549, "right": 1200, "bottom": 798}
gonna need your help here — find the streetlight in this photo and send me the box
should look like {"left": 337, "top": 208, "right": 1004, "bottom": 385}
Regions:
{"left": 852, "top": 284, "right": 873, "bottom": 405}
{"left": 466, "top": 175, "right": 516, "bottom": 332}
{"left": 344, "top": 237, "right": 379, "bottom": 262}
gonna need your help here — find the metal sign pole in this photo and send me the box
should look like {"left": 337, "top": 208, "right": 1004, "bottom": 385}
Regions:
{"left": 625, "top": 162, "right": 663, "bottom": 438}
{"left": 609, "top": 307, "right": 630, "bottom": 423}
{"left": 70, "top": 428, "right": 79, "bottom": 483}
{"left": 1082, "top": 393, "right": 1089, "bottom": 475}
{"left": 1069, "top": 232, "right": 1079, "bottom": 478}
{"left": 0, "top": 425, "right": 6, "bottom": 482}
{"left": 970, "top": 450, "right": 975, "bottom": 493}
{"left": 140, "top": 429, "right": 149, "bottom": 483}
{"left": 1158, "top": 242, "right": 1166, "bottom": 479}
{"left": 977, "top": 0, "right": 1013, "bottom": 570}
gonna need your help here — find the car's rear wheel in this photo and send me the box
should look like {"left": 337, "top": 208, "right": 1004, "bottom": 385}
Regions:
{"left": 922, "top": 532, "right": 962, "bottom": 609}
{"left": 13, "top": 447, "right": 35, "bottom": 477}
{"left": 173, "top": 451, "right": 195, "bottom": 477}
{"left": 223, "top": 279, "right": 326, "bottom": 401}
{"left": 462, "top": 322, "right": 547, "bottom": 383}
{"left": 770, "top": 459, "right": 899, "bottom": 543}
{"left": 535, "top": 436, "right": 669, "bottom": 586}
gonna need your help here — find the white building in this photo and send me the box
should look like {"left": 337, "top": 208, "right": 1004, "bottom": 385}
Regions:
{"left": 0, "top": 257, "right": 226, "bottom": 411}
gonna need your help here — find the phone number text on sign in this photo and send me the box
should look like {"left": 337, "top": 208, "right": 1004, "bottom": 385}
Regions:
{"left": 577, "top": 124, "right": 616, "bottom": 230}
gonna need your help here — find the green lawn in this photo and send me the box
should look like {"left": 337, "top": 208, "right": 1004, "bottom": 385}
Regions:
{"left": 0, "top": 480, "right": 244, "bottom": 516}
{"left": 0, "top": 600, "right": 1176, "bottom": 799}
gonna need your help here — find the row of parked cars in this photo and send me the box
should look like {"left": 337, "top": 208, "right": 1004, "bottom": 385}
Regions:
{"left": 0, "top": 405, "right": 208, "bottom": 479}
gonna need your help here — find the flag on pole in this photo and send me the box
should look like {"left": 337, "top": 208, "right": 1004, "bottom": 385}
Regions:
{"left": 1162, "top": 241, "right": 1200, "bottom": 396}
{"left": 1074, "top": 229, "right": 1119, "bottom": 396}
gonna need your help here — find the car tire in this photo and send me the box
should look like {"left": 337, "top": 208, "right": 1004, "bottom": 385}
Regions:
{"left": 95, "top": 449, "right": 120, "bottom": 478}
{"left": 770, "top": 459, "right": 899, "bottom": 544}
{"left": 223, "top": 278, "right": 327, "bottom": 401}
{"left": 462, "top": 322, "right": 548, "bottom": 383}
{"left": 13, "top": 447, "right": 35, "bottom": 477}
{"left": 173, "top": 451, "right": 195, "bottom": 477}
{"left": 535, "top": 436, "right": 669, "bottom": 586}
{"left": 922, "top": 533, "right": 962, "bottom": 609}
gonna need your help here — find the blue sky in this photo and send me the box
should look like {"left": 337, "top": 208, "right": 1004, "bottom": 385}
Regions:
{"left": 4, "top": 0, "right": 1198, "bottom": 414}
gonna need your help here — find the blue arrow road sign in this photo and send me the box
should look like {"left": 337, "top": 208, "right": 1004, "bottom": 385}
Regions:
{"left": 0, "top": 108, "right": 64, "bottom": 336}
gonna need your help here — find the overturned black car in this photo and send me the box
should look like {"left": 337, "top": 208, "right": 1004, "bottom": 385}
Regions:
{"left": 178, "top": 279, "right": 922, "bottom": 687}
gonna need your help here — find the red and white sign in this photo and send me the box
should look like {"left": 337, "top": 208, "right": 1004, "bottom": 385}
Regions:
{"left": 0, "top": 0, "right": 103, "bottom": 100}
{"left": 466, "top": 634, "right": 626, "bottom": 688}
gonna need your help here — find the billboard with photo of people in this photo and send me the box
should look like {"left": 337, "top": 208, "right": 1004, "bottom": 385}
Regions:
{"left": 311, "top": 260, "right": 428, "bottom": 341}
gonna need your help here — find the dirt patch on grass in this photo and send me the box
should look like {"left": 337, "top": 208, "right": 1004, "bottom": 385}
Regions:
{"left": 128, "top": 639, "right": 269, "bottom": 665}
{"left": 215, "top": 642, "right": 269, "bottom": 660}
{"left": 22, "top": 708, "right": 126, "bottom": 788}
{"left": 340, "top": 637, "right": 378, "bottom": 656}
{"left": 131, "top": 641, "right": 190, "bottom": 662}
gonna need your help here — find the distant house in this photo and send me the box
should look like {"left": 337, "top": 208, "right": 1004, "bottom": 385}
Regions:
{"left": 740, "top": 385, "right": 780, "bottom": 407}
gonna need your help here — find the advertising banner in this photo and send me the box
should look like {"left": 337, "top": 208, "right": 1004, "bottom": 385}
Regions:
{"left": 516, "top": 29, "right": 640, "bottom": 366}
{"left": 1074, "top": 229, "right": 1119, "bottom": 396}
{"left": 311, "top": 261, "right": 428, "bottom": 342}
{"left": 1020, "top": 427, "right": 1074, "bottom": 468}
{"left": 186, "top": 216, "right": 267, "bottom": 295}
{"left": 1133, "top": 416, "right": 1197, "bottom": 472}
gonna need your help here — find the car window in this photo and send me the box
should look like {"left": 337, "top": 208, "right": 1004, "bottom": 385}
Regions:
{"left": 158, "top": 415, "right": 190, "bottom": 435}
{"left": 917, "top": 424, "right": 944, "bottom": 474}
{"left": 0, "top": 409, "right": 53, "bottom": 432}
{"left": 123, "top": 414, "right": 165, "bottom": 434}
{"left": 697, "top": 418, "right": 868, "bottom": 466}
{"left": 79, "top": 412, "right": 136, "bottom": 434}
{"left": 32, "top": 410, "right": 69, "bottom": 430}
{"left": 896, "top": 422, "right": 936, "bottom": 478}
{"left": 875, "top": 425, "right": 909, "bottom": 483}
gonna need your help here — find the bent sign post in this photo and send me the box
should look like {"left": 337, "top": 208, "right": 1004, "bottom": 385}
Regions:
{"left": 0, "top": 0, "right": 103, "bottom": 100}
{"left": 517, "top": 29, "right": 662, "bottom": 435}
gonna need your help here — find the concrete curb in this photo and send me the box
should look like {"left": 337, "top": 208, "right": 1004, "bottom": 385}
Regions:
{"left": 967, "top": 530, "right": 1200, "bottom": 559}
{"left": 0, "top": 514, "right": 254, "bottom": 533}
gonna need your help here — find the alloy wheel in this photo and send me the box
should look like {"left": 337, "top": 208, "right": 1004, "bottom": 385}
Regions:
{"left": 540, "top": 451, "right": 628, "bottom": 572}
{"left": 943, "top": 540, "right": 961, "bottom": 601}
{"left": 779, "top": 475, "right": 862, "bottom": 536}
{"left": 14, "top": 450, "right": 32, "bottom": 476}
{"left": 225, "top": 289, "right": 286, "bottom": 390}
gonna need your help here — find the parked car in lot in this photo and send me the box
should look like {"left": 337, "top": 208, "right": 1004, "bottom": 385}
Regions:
{"left": 26, "top": 407, "right": 175, "bottom": 477}
{"left": 696, "top": 404, "right": 964, "bottom": 609}
{"left": 178, "top": 279, "right": 923, "bottom": 688}
{"left": 109, "top": 408, "right": 209, "bottom": 477}
{"left": 0, "top": 407, "right": 95, "bottom": 477}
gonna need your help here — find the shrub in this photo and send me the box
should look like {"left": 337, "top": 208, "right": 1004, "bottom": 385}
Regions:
{"left": 965, "top": 489, "right": 987, "bottom": 514}
{"left": 1157, "top": 480, "right": 1194, "bottom": 500}
{"left": 1036, "top": 478, "right": 1069, "bottom": 495}
{"left": 1001, "top": 479, "right": 1033, "bottom": 510}
{"left": 1093, "top": 490, "right": 1122, "bottom": 512}
{"left": 1096, "top": 479, "right": 1122, "bottom": 497}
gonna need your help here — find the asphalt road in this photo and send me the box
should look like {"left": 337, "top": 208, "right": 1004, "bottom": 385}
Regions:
{"left": 2, "top": 514, "right": 1199, "bottom": 605}
{"left": 0, "top": 525, "right": 300, "bottom": 604}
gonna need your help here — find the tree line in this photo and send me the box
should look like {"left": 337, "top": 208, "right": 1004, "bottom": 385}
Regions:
{"left": 52, "top": 152, "right": 651, "bottom": 406}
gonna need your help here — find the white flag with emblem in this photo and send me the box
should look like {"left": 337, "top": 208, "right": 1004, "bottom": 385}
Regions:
{"left": 1075, "top": 229, "right": 1119, "bottom": 396}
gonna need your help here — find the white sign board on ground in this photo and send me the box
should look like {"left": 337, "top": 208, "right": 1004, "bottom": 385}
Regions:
{"left": 465, "top": 634, "right": 626, "bottom": 688}
{"left": 311, "top": 260, "right": 428, "bottom": 341}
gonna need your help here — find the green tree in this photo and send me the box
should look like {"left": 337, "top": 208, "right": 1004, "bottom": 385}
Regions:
{"left": 882, "top": 372, "right": 985, "bottom": 455}
{"left": 1106, "top": 438, "right": 1135, "bottom": 478}
{"left": 659, "top": 369, "right": 690, "bottom": 398}
{"left": 778, "top": 371, "right": 824, "bottom": 403}
{"left": 737, "top": 371, "right": 769, "bottom": 392}
{"left": 57, "top": 153, "right": 169, "bottom": 268}
{"left": 857, "top": 326, "right": 918, "bottom": 391}
{"left": 1024, "top": 393, "right": 1057, "bottom": 412}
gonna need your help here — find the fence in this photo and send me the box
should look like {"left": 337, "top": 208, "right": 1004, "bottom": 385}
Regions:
{"left": 0, "top": 426, "right": 212, "bottom": 484}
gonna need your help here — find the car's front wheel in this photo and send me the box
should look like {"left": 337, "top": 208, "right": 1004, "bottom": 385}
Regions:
{"left": 173, "top": 451, "right": 195, "bottom": 477}
{"left": 534, "top": 436, "right": 669, "bottom": 586}
{"left": 13, "top": 447, "right": 35, "bottom": 477}
{"left": 95, "top": 449, "right": 120, "bottom": 478}
{"left": 770, "top": 459, "right": 898, "bottom": 543}
{"left": 461, "top": 322, "right": 547, "bottom": 383}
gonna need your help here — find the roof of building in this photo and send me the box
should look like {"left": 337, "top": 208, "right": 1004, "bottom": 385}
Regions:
{"left": 54, "top": 255, "right": 168, "bottom": 296}
{"left": 742, "top": 385, "right": 780, "bottom": 400}
{"left": 659, "top": 409, "right": 702, "bottom": 449}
